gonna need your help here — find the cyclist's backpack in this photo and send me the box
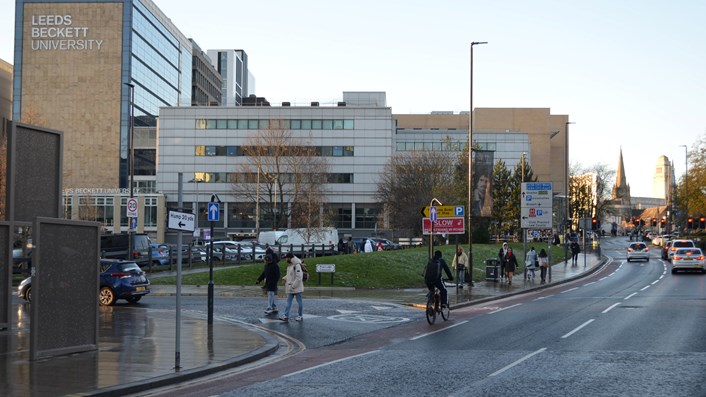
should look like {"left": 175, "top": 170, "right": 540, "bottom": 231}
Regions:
{"left": 300, "top": 262, "right": 310, "bottom": 282}
{"left": 423, "top": 258, "right": 441, "bottom": 282}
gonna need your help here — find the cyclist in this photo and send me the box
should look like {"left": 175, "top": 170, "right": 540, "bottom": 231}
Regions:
{"left": 424, "top": 250, "right": 453, "bottom": 308}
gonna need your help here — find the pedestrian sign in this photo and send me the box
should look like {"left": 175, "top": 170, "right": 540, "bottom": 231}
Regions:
{"left": 207, "top": 202, "right": 220, "bottom": 221}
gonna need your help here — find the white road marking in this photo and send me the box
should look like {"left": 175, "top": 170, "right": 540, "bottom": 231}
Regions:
{"left": 489, "top": 348, "right": 547, "bottom": 377}
{"left": 488, "top": 303, "right": 522, "bottom": 314}
{"left": 599, "top": 277, "right": 608, "bottom": 281}
{"left": 336, "top": 309, "right": 360, "bottom": 314}
{"left": 602, "top": 303, "right": 621, "bottom": 313}
{"left": 640, "top": 285, "right": 651, "bottom": 291}
{"left": 561, "top": 287, "right": 579, "bottom": 294}
{"left": 624, "top": 292, "right": 637, "bottom": 300}
{"left": 561, "top": 319, "right": 595, "bottom": 338}
{"left": 583, "top": 281, "right": 596, "bottom": 287}
{"left": 410, "top": 320, "right": 468, "bottom": 341}
{"left": 283, "top": 350, "right": 380, "bottom": 378}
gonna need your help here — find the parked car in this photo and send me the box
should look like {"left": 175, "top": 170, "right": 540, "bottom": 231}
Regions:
{"left": 150, "top": 243, "right": 171, "bottom": 266}
{"left": 661, "top": 240, "right": 672, "bottom": 260}
{"left": 178, "top": 245, "right": 208, "bottom": 263}
{"left": 667, "top": 239, "right": 696, "bottom": 262}
{"left": 369, "top": 238, "right": 402, "bottom": 251}
{"left": 100, "top": 233, "right": 152, "bottom": 267}
{"left": 671, "top": 248, "right": 705, "bottom": 274}
{"left": 17, "top": 259, "right": 151, "bottom": 306}
{"left": 627, "top": 242, "right": 650, "bottom": 262}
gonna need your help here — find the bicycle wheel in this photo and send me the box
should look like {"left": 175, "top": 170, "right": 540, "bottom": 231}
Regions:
{"left": 426, "top": 299, "right": 436, "bottom": 325}
{"left": 441, "top": 302, "right": 450, "bottom": 321}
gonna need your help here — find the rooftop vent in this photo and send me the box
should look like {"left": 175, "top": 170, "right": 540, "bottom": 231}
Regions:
{"left": 337, "top": 101, "right": 346, "bottom": 106}
{"left": 311, "top": 101, "right": 319, "bottom": 106}
{"left": 282, "top": 102, "right": 291, "bottom": 106}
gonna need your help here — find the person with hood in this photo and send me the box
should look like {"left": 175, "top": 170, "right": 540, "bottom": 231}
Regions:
{"left": 424, "top": 250, "right": 453, "bottom": 308}
{"left": 364, "top": 239, "right": 373, "bottom": 253}
{"left": 525, "top": 247, "right": 537, "bottom": 280}
{"left": 280, "top": 253, "right": 305, "bottom": 322}
{"left": 503, "top": 247, "right": 518, "bottom": 285}
{"left": 256, "top": 253, "right": 281, "bottom": 315}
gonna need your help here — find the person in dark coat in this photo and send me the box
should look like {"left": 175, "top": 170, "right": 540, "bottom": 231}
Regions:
{"left": 498, "top": 242, "right": 509, "bottom": 279}
{"left": 256, "top": 253, "right": 281, "bottom": 315}
{"left": 503, "top": 247, "right": 518, "bottom": 285}
{"left": 570, "top": 241, "right": 581, "bottom": 266}
{"left": 425, "top": 250, "right": 453, "bottom": 308}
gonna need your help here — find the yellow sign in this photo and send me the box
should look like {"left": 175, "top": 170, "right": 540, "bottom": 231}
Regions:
{"left": 420, "top": 205, "right": 465, "bottom": 218}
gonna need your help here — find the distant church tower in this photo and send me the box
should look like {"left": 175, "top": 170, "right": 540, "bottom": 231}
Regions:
{"left": 653, "top": 155, "right": 671, "bottom": 200}
{"left": 612, "top": 148, "right": 631, "bottom": 205}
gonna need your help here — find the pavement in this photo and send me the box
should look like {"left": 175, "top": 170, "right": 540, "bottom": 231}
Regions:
{"left": 0, "top": 249, "right": 605, "bottom": 397}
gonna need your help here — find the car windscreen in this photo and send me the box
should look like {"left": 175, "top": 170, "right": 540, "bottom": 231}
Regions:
{"left": 115, "top": 262, "right": 142, "bottom": 273}
{"left": 675, "top": 248, "right": 701, "bottom": 256}
{"left": 673, "top": 241, "right": 695, "bottom": 248}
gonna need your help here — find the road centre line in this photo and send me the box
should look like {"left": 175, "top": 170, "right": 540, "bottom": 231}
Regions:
{"left": 409, "top": 320, "right": 468, "bottom": 341}
{"left": 640, "top": 285, "right": 651, "bottom": 291}
{"left": 282, "top": 350, "right": 380, "bottom": 378}
{"left": 488, "top": 304, "right": 522, "bottom": 314}
{"left": 602, "top": 303, "right": 621, "bottom": 313}
{"left": 561, "top": 287, "right": 579, "bottom": 294}
{"left": 624, "top": 292, "right": 638, "bottom": 300}
{"left": 651, "top": 280, "right": 660, "bottom": 285}
{"left": 489, "top": 348, "right": 547, "bottom": 377}
{"left": 561, "top": 319, "right": 595, "bottom": 339}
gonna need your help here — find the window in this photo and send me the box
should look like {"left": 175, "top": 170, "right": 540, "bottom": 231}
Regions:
{"left": 226, "top": 146, "right": 239, "bottom": 156}
{"left": 322, "top": 119, "right": 333, "bottom": 129}
{"left": 332, "top": 205, "right": 352, "bottom": 228}
{"left": 344, "top": 120, "right": 354, "bottom": 129}
{"left": 227, "top": 119, "right": 238, "bottom": 129}
{"left": 301, "top": 119, "right": 312, "bottom": 129}
{"left": 248, "top": 119, "right": 258, "bottom": 129}
{"left": 333, "top": 120, "right": 344, "bottom": 129}
{"left": 312, "top": 119, "right": 322, "bottom": 129}
{"left": 206, "top": 119, "right": 217, "bottom": 129}
{"left": 196, "top": 119, "right": 207, "bottom": 129}
{"left": 343, "top": 146, "right": 354, "bottom": 156}
{"left": 237, "top": 119, "right": 248, "bottom": 129}
{"left": 355, "top": 207, "right": 378, "bottom": 229}
{"left": 216, "top": 119, "right": 227, "bottom": 129}
{"left": 291, "top": 120, "right": 301, "bottom": 129}
{"left": 332, "top": 146, "right": 343, "bottom": 156}
{"left": 259, "top": 119, "right": 269, "bottom": 129}
{"left": 144, "top": 197, "right": 158, "bottom": 227}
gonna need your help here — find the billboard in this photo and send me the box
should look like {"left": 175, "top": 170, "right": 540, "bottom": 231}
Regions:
{"left": 473, "top": 150, "right": 494, "bottom": 217}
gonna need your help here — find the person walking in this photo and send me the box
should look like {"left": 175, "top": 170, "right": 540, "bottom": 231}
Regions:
{"left": 538, "top": 248, "right": 549, "bottom": 284}
{"left": 280, "top": 253, "right": 304, "bottom": 322}
{"left": 503, "top": 247, "right": 518, "bottom": 285}
{"left": 525, "top": 247, "right": 537, "bottom": 280}
{"left": 347, "top": 236, "right": 354, "bottom": 254}
{"left": 255, "top": 253, "right": 281, "bottom": 315}
{"left": 498, "top": 242, "right": 509, "bottom": 279}
{"left": 364, "top": 239, "right": 373, "bottom": 253}
{"left": 570, "top": 240, "right": 581, "bottom": 266}
{"left": 451, "top": 246, "right": 469, "bottom": 288}
{"left": 337, "top": 238, "right": 345, "bottom": 254}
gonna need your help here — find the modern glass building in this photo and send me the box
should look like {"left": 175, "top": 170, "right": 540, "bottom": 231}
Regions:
{"left": 13, "top": 0, "right": 192, "bottom": 192}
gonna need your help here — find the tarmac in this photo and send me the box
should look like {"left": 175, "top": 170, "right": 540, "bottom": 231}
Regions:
{"left": 0, "top": 250, "right": 605, "bottom": 397}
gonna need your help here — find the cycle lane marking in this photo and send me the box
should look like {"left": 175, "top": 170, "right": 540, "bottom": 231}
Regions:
{"left": 561, "top": 319, "right": 595, "bottom": 339}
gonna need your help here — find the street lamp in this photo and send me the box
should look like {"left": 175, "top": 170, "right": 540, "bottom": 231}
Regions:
{"left": 680, "top": 144, "right": 688, "bottom": 236}
{"left": 124, "top": 82, "right": 135, "bottom": 257}
{"left": 468, "top": 40, "right": 487, "bottom": 282}
{"left": 564, "top": 121, "right": 575, "bottom": 263}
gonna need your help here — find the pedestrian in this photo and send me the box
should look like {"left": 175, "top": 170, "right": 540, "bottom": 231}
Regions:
{"left": 498, "top": 242, "right": 509, "bottom": 279}
{"left": 280, "top": 253, "right": 304, "bottom": 322}
{"left": 451, "top": 246, "right": 469, "bottom": 288}
{"left": 525, "top": 247, "right": 537, "bottom": 280}
{"left": 347, "top": 236, "right": 354, "bottom": 254}
{"left": 364, "top": 239, "right": 373, "bottom": 253}
{"left": 503, "top": 247, "right": 518, "bottom": 285}
{"left": 337, "top": 238, "right": 345, "bottom": 254}
{"left": 265, "top": 247, "right": 280, "bottom": 266}
{"left": 376, "top": 240, "right": 384, "bottom": 251}
{"left": 255, "top": 253, "right": 281, "bottom": 315}
{"left": 538, "top": 248, "right": 549, "bottom": 283}
{"left": 570, "top": 240, "right": 581, "bottom": 266}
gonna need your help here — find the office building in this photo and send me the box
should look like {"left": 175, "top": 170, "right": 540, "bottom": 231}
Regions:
{"left": 206, "top": 49, "right": 255, "bottom": 106}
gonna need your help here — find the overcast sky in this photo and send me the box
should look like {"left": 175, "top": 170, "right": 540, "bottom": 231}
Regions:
{"left": 2, "top": 0, "right": 704, "bottom": 197}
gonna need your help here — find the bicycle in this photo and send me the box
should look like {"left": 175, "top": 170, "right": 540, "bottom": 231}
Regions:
{"left": 426, "top": 281, "right": 450, "bottom": 324}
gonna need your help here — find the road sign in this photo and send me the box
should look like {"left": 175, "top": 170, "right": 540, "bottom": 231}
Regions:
{"left": 126, "top": 197, "right": 138, "bottom": 218}
{"left": 168, "top": 210, "right": 195, "bottom": 232}
{"left": 207, "top": 202, "right": 220, "bottom": 221}
{"left": 430, "top": 206, "right": 437, "bottom": 221}
{"left": 422, "top": 217, "right": 465, "bottom": 235}
{"left": 420, "top": 205, "right": 464, "bottom": 218}
{"left": 521, "top": 182, "right": 553, "bottom": 229}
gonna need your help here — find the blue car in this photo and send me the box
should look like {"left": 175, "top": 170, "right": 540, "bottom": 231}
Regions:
{"left": 17, "top": 259, "right": 150, "bottom": 306}
{"left": 150, "top": 243, "right": 171, "bottom": 266}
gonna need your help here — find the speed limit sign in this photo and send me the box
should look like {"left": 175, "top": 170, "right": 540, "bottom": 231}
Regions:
{"left": 127, "top": 197, "right": 138, "bottom": 218}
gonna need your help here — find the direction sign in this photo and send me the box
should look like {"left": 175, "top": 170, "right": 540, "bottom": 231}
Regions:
{"left": 521, "top": 182, "right": 553, "bottom": 229}
{"left": 207, "top": 202, "right": 220, "bottom": 221}
{"left": 420, "top": 205, "right": 465, "bottom": 218}
{"left": 430, "top": 206, "right": 437, "bottom": 222}
{"left": 168, "top": 210, "right": 195, "bottom": 232}
{"left": 422, "top": 217, "right": 465, "bottom": 235}
{"left": 126, "top": 197, "right": 138, "bottom": 218}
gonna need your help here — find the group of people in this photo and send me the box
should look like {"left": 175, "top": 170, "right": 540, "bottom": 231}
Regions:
{"left": 336, "top": 237, "right": 384, "bottom": 254}
{"left": 497, "top": 242, "right": 550, "bottom": 285}
{"left": 255, "top": 248, "right": 305, "bottom": 322}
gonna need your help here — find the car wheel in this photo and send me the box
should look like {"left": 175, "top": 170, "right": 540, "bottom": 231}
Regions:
{"left": 126, "top": 296, "right": 142, "bottom": 304}
{"left": 99, "top": 287, "right": 116, "bottom": 306}
{"left": 25, "top": 286, "right": 32, "bottom": 303}
{"left": 627, "top": 258, "right": 630, "bottom": 262}
{"left": 671, "top": 269, "right": 676, "bottom": 274}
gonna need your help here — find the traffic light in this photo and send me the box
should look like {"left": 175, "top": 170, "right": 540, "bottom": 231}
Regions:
{"left": 651, "top": 218, "right": 657, "bottom": 227}
{"left": 660, "top": 218, "right": 666, "bottom": 227}
{"left": 700, "top": 215, "right": 705, "bottom": 229}
{"left": 687, "top": 217, "right": 694, "bottom": 229}
{"left": 591, "top": 217, "right": 597, "bottom": 230}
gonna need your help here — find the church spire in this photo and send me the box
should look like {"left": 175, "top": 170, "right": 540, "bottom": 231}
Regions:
{"left": 612, "top": 147, "right": 631, "bottom": 203}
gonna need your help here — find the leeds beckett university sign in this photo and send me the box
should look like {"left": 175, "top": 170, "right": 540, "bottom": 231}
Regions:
{"left": 31, "top": 14, "right": 104, "bottom": 51}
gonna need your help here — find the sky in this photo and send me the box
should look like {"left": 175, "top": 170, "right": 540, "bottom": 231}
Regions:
{"left": 1, "top": 0, "right": 704, "bottom": 198}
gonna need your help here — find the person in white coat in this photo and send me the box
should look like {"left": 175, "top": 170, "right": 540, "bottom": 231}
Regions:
{"left": 280, "top": 253, "right": 304, "bottom": 321}
{"left": 364, "top": 239, "right": 373, "bottom": 253}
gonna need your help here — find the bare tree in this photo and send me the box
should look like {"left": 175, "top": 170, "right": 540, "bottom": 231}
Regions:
{"left": 376, "top": 150, "right": 456, "bottom": 236}
{"left": 231, "top": 120, "right": 331, "bottom": 231}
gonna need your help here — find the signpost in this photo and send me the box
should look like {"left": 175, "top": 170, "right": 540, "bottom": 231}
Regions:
{"left": 520, "top": 182, "right": 553, "bottom": 229}
{"left": 207, "top": 196, "right": 220, "bottom": 325}
{"left": 168, "top": 210, "right": 195, "bottom": 232}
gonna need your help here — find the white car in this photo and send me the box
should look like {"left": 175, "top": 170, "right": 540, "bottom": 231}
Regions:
{"left": 671, "top": 248, "right": 705, "bottom": 274}
{"left": 667, "top": 239, "right": 696, "bottom": 262}
{"left": 627, "top": 242, "right": 650, "bottom": 262}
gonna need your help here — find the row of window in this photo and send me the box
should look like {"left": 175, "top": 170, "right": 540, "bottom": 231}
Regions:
{"left": 195, "top": 145, "right": 354, "bottom": 157}
{"left": 395, "top": 141, "right": 497, "bottom": 152}
{"left": 196, "top": 119, "right": 355, "bottom": 130}
{"left": 192, "top": 172, "right": 354, "bottom": 184}
{"left": 64, "top": 196, "right": 159, "bottom": 228}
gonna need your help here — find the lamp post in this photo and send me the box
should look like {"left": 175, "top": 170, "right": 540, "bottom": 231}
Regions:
{"left": 468, "top": 41, "right": 487, "bottom": 283}
{"left": 680, "top": 144, "right": 688, "bottom": 237}
{"left": 564, "top": 121, "right": 575, "bottom": 263}
{"left": 125, "top": 82, "right": 135, "bottom": 257}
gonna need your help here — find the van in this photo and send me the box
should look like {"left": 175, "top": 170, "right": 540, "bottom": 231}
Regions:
{"left": 276, "top": 227, "right": 339, "bottom": 256}
{"left": 258, "top": 231, "right": 285, "bottom": 247}
{"left": 100, "top": 233, "right": 152, "bottom": 267}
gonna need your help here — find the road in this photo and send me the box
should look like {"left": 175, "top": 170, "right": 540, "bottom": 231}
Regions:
{"left": 141, "top": 237, "right": 706, "bottom": 397}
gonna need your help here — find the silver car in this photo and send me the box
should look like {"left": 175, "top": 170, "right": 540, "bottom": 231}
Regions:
{"left": 671, "top": 248, "right": 705, "bottom": 274}
{"left": 627, "top": 242, "right": 650, "bottom": 262}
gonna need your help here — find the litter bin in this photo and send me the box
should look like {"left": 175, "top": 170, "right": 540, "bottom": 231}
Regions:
{"left": 485, "top": 259, "right": 500, "bottom": 281}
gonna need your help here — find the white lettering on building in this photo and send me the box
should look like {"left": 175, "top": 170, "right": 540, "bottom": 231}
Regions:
{"left": 30, "top": 14, "right": 105, "bottom": 51}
